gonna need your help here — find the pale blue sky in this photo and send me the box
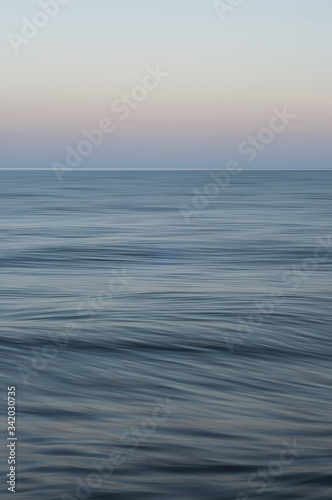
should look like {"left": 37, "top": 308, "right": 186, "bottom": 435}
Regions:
{"left": 1, "top": 0, "right": 331, "bottom": 168}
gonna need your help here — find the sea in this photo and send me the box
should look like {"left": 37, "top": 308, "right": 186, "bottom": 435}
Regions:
{"left": 0, "top": 170, "right": 331, "bottom": 500}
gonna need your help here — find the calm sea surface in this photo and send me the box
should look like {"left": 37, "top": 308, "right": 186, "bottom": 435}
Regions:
{"left": 1, "top": 170, "right": 332, "bottom": 500}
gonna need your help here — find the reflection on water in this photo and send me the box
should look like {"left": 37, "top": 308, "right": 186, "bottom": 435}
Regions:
{"left": 0, "top": 170, "right": 332, "bottom": 499}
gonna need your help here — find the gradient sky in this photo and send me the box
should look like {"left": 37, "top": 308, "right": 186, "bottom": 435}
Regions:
{"left": 1, "top": 0, "right": 331, "bottom": 169}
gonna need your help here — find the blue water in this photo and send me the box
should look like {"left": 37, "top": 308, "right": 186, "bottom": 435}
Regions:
{"left": 1, "top": 170, "right": 332, "bottom": 500}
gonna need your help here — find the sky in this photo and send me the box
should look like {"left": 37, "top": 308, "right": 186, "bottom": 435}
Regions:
{"left": 1, "top": 0, "right": 331, "bottom": 169}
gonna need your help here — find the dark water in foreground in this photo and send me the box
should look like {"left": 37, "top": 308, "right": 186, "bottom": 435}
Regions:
{"left": 1, "top": 170, "right": 332, "bottom": 500}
